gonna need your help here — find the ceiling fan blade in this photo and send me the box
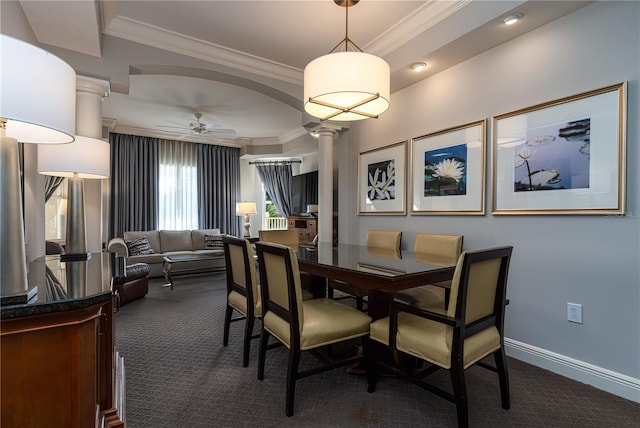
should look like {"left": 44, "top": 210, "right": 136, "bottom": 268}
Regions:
{"left": 208, "top": 128, "right": 236, "bottom": 134}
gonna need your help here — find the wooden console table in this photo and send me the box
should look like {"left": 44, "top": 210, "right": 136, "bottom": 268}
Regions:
{"left": 0, "top": 254, "right": 125, "bottom": 428}
{"left": 287, "top": 216, "right": 317, "bottom": 244}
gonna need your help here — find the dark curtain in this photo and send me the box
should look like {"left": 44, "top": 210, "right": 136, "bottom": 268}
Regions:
{"left": 44, "top": 176, "right": 65, "bottom": 202}
{"left": 256, "top": 163, "right": 293, "bottom": 217}
{"left": 196, "top": 144, "right": 241, "bottom": 235}
{"left": 109, "top": 133, "right": 159, "bottom": 238}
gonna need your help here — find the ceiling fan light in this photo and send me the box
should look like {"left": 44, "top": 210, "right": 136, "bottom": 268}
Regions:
{"left": 304, "top": 51, "right": 390, "bottom": 121}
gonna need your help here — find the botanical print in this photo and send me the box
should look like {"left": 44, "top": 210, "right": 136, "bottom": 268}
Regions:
{"left": 423, "top": 143, "right": 467, "bottom": 197}
{"left": 514, "top": 118, "right": 590, "bottom": 192}
{"left": 367, "top": 159, "right": 395, "bottom": 201}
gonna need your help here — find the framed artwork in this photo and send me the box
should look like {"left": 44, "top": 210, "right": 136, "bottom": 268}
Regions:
{"left": 410, "top": 119, "right": 486, "bottom": 215}
{"left": 357, "top": 140, "right": 407, "bottom": 215}
{"left": 492, "top": 82, "right": 626, "bottom": 215}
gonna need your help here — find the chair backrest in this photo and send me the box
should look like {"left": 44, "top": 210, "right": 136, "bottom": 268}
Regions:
{"left": 447, "top": 246, "right": 513, "bottom": 336}
{"left": 366, "top": 230, "right": 402, "bottom": 251}
{"left": 255, "top": 242, "right": 304, "bottom": 348}
{"left": 259, "top": 229, "right": 299, "bottom": 248}
{"left": 414, "top": 233, "right": 463, "bottom": 260}
{"left": 222, "top": 236, "right": 259, "bottom": 314}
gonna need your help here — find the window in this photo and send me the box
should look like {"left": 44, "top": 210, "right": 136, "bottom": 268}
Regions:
{"left": 158, "top": 141, "right": 199, "bottom": 230}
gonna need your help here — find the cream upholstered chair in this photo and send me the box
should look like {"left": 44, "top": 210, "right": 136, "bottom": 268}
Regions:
{"left": 395, "top": 233, "right": 463, "bottom": 308}
{"left": 255, "top": 242, "right": 372, "bottom": 417}
{"left": 258, "top": 229, "right": 299, "bottom": 249}
{"left": 366, "top": 246, "right": 514, "bottom": 428}
{"left": 329, "top": 230, "right": 402, "bottom": 310}
{"left": 259, "top": 228, "right": 319, "bottom": 300}
{"left": 222, "top": 236, "right": 261, "bottom": 367}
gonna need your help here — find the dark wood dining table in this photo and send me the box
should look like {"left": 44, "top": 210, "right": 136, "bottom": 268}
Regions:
{"left": 295, "top": 243, "right": 457, "bottom": 320}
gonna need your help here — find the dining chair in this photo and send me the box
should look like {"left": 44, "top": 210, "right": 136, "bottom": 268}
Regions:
{"left": 255, "top": 242, "right": 372, "bottom": 417}
{"left": 395, "top": 233, "right": 463, "bottom": 308}
{"left": 222, "top": 235, "right": 261, "bottom": 367}
{"left": 258, "top": 229, "right": 299, "bottom": 249}
{"left": 365, "top": 246, "right": 514, "bottom": 428}
{"left": 329, "top": 230, "right": 402, "bottom": 311}
{"left": 259, "top": 228, "right": 320, "bottom": 300}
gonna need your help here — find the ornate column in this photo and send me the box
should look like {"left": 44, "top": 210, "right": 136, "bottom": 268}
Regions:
{"left": 75, "top": 76, "right": 110, "bottom": 253}
{"left": 317, "top": 127, "right": 337, "bottom": 244}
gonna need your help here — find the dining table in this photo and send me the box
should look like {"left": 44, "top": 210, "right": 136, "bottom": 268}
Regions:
{"left": 295, "top": 243, "right": 457, "bottom": 320}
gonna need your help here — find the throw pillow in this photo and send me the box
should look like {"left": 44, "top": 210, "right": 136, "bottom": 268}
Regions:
{"left": 204, "top": 234, "right": 224, "bottom": 250}
{"left": 126, "top": 236, "right": 155, "bottom": 256}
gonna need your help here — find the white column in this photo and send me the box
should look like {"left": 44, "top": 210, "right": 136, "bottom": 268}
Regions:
{"left": 76, "top": 76, "right": 110, "bottom": 253}
{"left": 317, "top": 127, "right": 336, "bottom": 244}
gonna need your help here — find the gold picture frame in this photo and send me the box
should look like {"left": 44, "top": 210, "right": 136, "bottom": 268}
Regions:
{"left": 492, "top": 82, "right": 627, "bottom": 215}
{"left": 410, "top": 119, "right": 486, "bottom": 215}
{"left": 357, "top": 140, "right": 407, "bottom": 215}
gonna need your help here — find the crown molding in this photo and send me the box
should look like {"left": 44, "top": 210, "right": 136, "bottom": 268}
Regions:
{"left": 104, "top": 15, "right": 303, "bottom": 86}
{"left": 365, "top": 0, "right": 471, "bottom": 57}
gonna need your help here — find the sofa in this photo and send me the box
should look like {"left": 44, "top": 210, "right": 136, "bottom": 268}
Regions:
{"left": 107, "top": 229, "right": 226, "bottom": 278}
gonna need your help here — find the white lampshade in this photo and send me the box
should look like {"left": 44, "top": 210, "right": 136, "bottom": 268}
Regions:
{"left": 236, "top": 202, "right": 257, "bottom": 216}
{"left": 0, "top": 34, "right": 76, "bottom": 144}
{"left": 38, "top": 136, "right": 110, "bottom": 179}
{"left": 304, "top": 51, "right": 390, "bottom": 122}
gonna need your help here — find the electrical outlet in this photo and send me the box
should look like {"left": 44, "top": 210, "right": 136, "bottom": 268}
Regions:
{"left": 567, "top": 303, "right": 583, "bottom": 324}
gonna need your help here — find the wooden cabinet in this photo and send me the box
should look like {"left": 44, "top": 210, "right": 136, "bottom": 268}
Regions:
{"left": 0, "top": 255, "right": 125, "bottom": 428}
{"left": 287, "top": 216, "right": 317, "bottom": 244}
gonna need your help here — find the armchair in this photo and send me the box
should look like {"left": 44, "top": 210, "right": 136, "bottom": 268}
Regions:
{"left": 366, "top": 246, "right": 513, "bottom": 428}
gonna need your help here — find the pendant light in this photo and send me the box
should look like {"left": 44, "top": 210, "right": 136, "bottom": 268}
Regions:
{"left": 304, "top": 0, "right": 390, "bottom": 122}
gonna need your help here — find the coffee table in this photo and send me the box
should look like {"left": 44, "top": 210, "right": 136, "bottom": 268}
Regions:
{"left": 162, "top": 253, "right": 225, "bottom": 290}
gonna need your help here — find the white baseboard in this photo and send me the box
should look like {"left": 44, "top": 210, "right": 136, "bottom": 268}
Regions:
{"left": 504, "top": 338, "right": 640, "bottom": 403}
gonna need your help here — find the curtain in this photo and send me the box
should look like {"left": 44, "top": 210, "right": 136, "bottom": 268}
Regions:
{"left": 109, "top": 133, "right": 159, "bottom": 238}
{"left": 256, "top": 163, "right": 293, "bottom": 217}
{"left": 197, "top": 144, "right": 241, "bottom": 236}
{"left": 44, "top": 176, "right": 65, "bottom": 202}
{"left": 158, "top": 139, "right": 198, "bottom": 230}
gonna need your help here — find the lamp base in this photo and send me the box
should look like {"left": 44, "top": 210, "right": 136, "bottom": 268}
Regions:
{"left": 0, "top": 132, "right": 28, "bottom": 296}
{"left": 243, "top": 214, "right": 251, "bottom": 238}
{"left": 0, "top": 286, "right": 38, "bottom": 307}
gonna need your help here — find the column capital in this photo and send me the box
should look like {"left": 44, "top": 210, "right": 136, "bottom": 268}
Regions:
{"left": 76, "top": 75, "right": 110, "bottom": 98}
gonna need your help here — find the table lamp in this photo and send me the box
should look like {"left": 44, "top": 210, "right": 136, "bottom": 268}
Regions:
{"left": 0, "top": 35, "right": 76, "bottom": 297}
{"left": 236, "top": 202, "right": 257, "bottom": 238}
{"left": 38, "top": 136, "right": 110, "bottom": 259}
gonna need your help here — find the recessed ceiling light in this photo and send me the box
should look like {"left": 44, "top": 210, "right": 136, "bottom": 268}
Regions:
{"left": 410, "top": 62, "right": 427, "bottom": 72}
{"left": 502, "top": 13, "right": 522, "bottom": 26}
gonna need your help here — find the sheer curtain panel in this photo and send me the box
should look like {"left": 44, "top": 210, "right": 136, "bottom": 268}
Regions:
{"left": 158, "top": 139, "right": 198, "bottom": 230}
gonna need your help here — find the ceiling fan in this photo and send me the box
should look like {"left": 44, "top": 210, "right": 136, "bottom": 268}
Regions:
{"left": 158, "top": 112, "right": 235, "bottom": 137}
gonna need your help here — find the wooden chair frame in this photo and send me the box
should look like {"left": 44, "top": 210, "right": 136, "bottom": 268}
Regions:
{"left": 256, "top": 242, "right": 364, "bottom": 417}
{"left": 222, "top": 236, "right": 260, "bottom": 367}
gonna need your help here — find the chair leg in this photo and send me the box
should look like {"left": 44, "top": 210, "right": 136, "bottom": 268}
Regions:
{"left": 223, "top": 304, "right": 233, "bottom": 347}
{"left": 356, "top": 296, "right": 364, "bottom": 311}
{"left": 242, "top": 315, "right": 255, "bottom": 368}
{"left": 257, "top": 328, "right": 270, "bottom": 380}
{"left": 364, "top": 338, "right": 379, "bottom": 393}
{"left": 450, "top": 360, "right": 469, "bottom": 428}
{"left": 494, "top": 348, "right": 510, "bottom": 410}
{"left": 285, "top": 347, "right": 301, "bottom": 417}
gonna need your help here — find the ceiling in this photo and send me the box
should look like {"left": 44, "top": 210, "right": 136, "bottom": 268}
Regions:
{"left": 8, "top": 0, "right": 591, "bottom": 158}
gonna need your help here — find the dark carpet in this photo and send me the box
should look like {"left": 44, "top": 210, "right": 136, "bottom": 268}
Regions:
{"left": 115, "top": 274, "right": 639, "bottom": 427}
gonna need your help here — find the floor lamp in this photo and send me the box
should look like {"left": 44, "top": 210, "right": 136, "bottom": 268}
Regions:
{"left": 0, "top": 35, "right": 76, "bottom": 298}
{"left": 236, "top": 202, "right": 257, "bottom": 238}
{"left": 38, "top": 136, "right": 110, "bottom": 260}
